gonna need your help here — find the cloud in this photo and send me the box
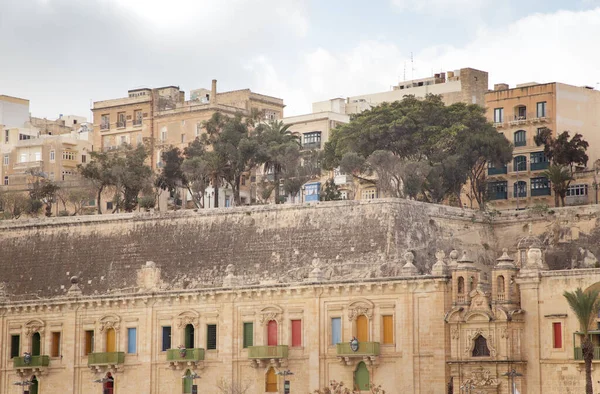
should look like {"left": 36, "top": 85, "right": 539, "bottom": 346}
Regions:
{"left": 273, "top": 7, "right": 600, "bottom": 116}
{"left": 390, "top": 0, "right": 490, "bottom": 14}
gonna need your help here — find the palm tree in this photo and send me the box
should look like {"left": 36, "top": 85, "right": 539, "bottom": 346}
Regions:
{"left": 563, "top": 287, "right": 600, "bottom": 394}
{"left": 256, "top": 120, "right": 301, "bottom": 204}
{"left": 542, "top": 164, "right": 572, "bottom": 207}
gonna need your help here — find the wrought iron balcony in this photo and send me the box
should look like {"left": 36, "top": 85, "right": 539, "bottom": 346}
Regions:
{"left": 133, "top": 119, "right": 142, "bottom": 126}
{"left": 117, "top": 121, "right": 126, "bottom": 128}
{"left": 13, "top": 355, "right": 50, "bottom": 369}
{"left": 87, "top": 352, "right": 124, "bottom": 369}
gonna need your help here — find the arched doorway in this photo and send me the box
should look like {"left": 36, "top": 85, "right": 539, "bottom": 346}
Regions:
{"left": 356, "top": 315, "right": 368, "bottom": 342}
{"left": 354, "top": 361, "right": 369, "bottom": 391}
{"left": 267, "top": 320, "right": 278, "bottom": 346}
{"left": 103, "top": 372, "right": 114, "bottom": 394}
{"left": 265, "top": 367, "right": 277, "bottom": 392}
{"left": 29, "top": 375, "right": 38, "bottom": 394}
{"left": 182, "top": 369, "right": 192, "bottom": 394}
{"left": 32, "top": 332, "right": 41, "bottom": 356}
{"left": 184, "top": 324, "right": 194, "bottom": 349}
{"left": 106, "top": 328, "right": 116, "bottom": 353}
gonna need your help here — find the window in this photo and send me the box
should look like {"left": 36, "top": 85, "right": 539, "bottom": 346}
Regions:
{"left": 3, "top": 176, "right": 8, "bottom": 186}
{"left": 207, "top": 324, "right": 217, "bottom": 350}
{"left": 120, "top": 135, "right": 127, "bottom": 145}
{"left": 487, "top": 181, "right": 507, "bottom": 200}
{"left": 19, "top": 134, "right": 31, "bottom": 140}
{"left": 134, "top": 110, "right": 142, "bottom": 126}
{"left": 382, "top": 315, "right": 394, "bottom": 345}
{"left": 62, "top": 170, "right": 73, "bottom": 180}
{"left": 516, "top": 106, "right": 527, "bottom": 119}
{"left": 3, "top": 154, "right": 8, "bottom": 165}
{"left": 553, "top": 322, "right": 562, "bottom": 348}
{"left": 265, "top": 110, "right": 278, "bottom": 121}
{"left": 51, "top": 332, "right": 61, "bottom": 357}
{"left": 101, "top": 114, "right": 110, "bottom": 130}
{"left": 11, "top": 334, "right": 20, "bottom": 358}
{"left": 181, "top": 134, "right": 186, "bottom": 144}
{"left": 362, "top": 188, "right": 377, "bottom": 200}
{"left": 303, "top": 131, "right": 321, "bottom": 148}
{"left": 531, "top": 177, "right": 550, "bottom": 190}
{"left": 82, "top": 154, "right": 87, "bottom": 163}
{"left": 513, "top": 156, "right": 527, "bottom": 172}
{"left": 117, "top": 112, "right": 126, "bottom": 128}
{"left": 243, "top": 322, "right": 253, "bottom": 348}
{"left": 62, "top": 151, "right": 75, "bottom": 161}
{"left": 537, "top": 101, "right": 547, "bottom": 118}
{"left": 4, "top": 129, "right": 8, "bottom": 143}
{"left": 49, "top": 150, "right": 55, "bottom": 162}
{"left": 84, "top": 330, "right": 94, "bottom": 355}
{"left": 106, "top": 201, "right": 113, "bottom": 210}
{"left": 567, "top": 184, "right": 588, "bottom": 197}
{"left": 514, "top": 181, "right": 527, "bottom": 198}
{"left": 493, "top": 108, "right": 504, "bottom": 123}
{"left": 241, "top": 175, "right": 246, "bottom": 186}
{"left": 20, "top": 153, "right": 26, "bottom": 163}
{"left": 514, "top": 130, "right": 526, "bottom": 147}
{"left": 34, "top": 152, "right": 41, "bottom": 161}
{"left": 472, "top": 335, "right": 490, "bottom": 357}
{"left": 291, "top": 320, "right": 302, "bottom": 347}
{"left": 161, "top": 129, "right": 167, "bottom": 142}
{"left": 136, "top": 134, "right": 143, "bottom": 146}
{"left": 162, "top": 326, "right": 171, "bottom": 351}
{"left": 127, "top": 328, "right": 137, "bottom": 354}
{"left": 331, "top": 317, "right": 341, "bottom": 345}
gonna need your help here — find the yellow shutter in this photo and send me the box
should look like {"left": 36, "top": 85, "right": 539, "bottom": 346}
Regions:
{"left": 382, "top": 315, "right": 394, "bottom": 344}
{"left": 356, "top": 315, "right": 368, "bottom": 342}
{"left": 266, "top": 367, "right": 278, "bottom": 392}
{"left": 106, "top": 328, "right": 116, "bottom": 353}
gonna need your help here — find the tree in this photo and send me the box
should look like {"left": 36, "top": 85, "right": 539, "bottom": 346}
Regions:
{"left": 320, "top": 179, "right": 341, "bottom": 201}
{"left": 67, "top": 187, "right": 96, "bottom": 215}
{"left": 542, "top": 164, "right": 573, "bottom": 207}
{"left": 366, "top": 150, "right": 404, "bottom": 198}
{"left": 78, "top": 151, "right": 116, "bottom": 214}
{"left": 116, "top": 144, "right": 153, "bottom": 212}
{"left": 27, "top": 170, "right": 60, "bottom": 217}
{"left": 0, "top": 191, "right": 28, "bottom": 219}
{"left": 215, "top": 377, "right": 252, "bottom": 394}
{"left": 534, "top": 129, "right": 589, "bottom": 173}
{"left": 311, "top": 381, "right": 386, "bottom": 394}
{"left": 563, "top": 288, "right": 600, "bottom": 394}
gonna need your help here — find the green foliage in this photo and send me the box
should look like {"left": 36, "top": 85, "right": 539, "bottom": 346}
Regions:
{"left": 323, "top": 95, "right": 512, "bottom": 209}
{"left": 320, "top": 179, "right": 342, "bottom": 201}
{"left": 534, "top": 128, "right": 589, "bottom": 172}
{"left": 138, "top": 195, "right": 156, "bottom": 210}
{"left": 542, "top": 164, "right": 573, "bottom": 207}
{"left": 311, "top": 381, "right": 386, "bottom": 394}
{"left": 528, "top": 202, "right": 549, "bottom": 215}
{"left": 0, "top": 191, "right": 28, "bottom": 219}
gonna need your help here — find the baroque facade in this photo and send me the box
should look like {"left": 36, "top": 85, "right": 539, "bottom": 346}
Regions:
{"left": 1, "top": 200, "right": 600, "bottom": 393}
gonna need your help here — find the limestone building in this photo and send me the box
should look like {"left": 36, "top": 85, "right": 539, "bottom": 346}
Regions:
{"left": 1, "top": 200, "right": 600, "bottom": 393}
{"left": 485, "top": 82, "right": 600, "bottom": 209}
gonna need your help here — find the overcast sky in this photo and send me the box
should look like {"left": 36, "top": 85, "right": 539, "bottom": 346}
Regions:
{"left": 1, "top": 0, "right": 599, "bottom": 120}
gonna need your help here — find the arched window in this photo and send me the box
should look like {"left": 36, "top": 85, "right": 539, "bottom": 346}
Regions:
{"left": 354, "top": 361, "right": 370, "bottom": 391}
{"left": 458, "top": 277, "right": 465, "bottom": 294}
{"left": 514, "top": 181, "right": 527, "bottom": 198}
{"left": 472, "top": 335, "right": 490, "bottom": 357}
{"left": 513, "top": 155, "right": 527, "bottom": 171}
{"left": 103, "top": 372, "right": 114, "bottom": 394}
{"left": 356, "top": 315, "right": 368, "bottom": 342}
{"left": 184, "top": 324, "right": 194, "bottom": 349}
{"left": 183, "top": 369, "right": 193, "bottom": 394}
{"left": 30, "top": 376, "right": 38, "bottom": 394}
{"left": 267, "top": 320, "right": 278, "bottom": 346}
{"left": 497, "top": 275, "right": 505, "bottom": 295}
{"left": 31, "top": 332, "right": 41, "bottom": 357}
{"left": 265, "top": 367, "right": 277, "bottom": 392}
{"left": 514, "top": 130, "right": 526, "bottom": 147}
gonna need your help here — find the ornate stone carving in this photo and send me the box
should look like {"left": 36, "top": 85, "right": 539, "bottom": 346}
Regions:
{"left": 401, "top": 251, "right": 419, "bottom": 277}
{"left": 465, "top": 328, "right": 497, "bottom": 357}
{"left": 431, "top": 250, "right": 448, "bottom": 276}
{"left": 463, "top": 367, "right": 500, "bottom": 387}
{"left": 347, "top": 299, "right": 374, "bottom": 321}
{"left": 67, "top": 276, "right": 82, "bottom": 296}
{"left": 259, "top": 306, "right": 283, "bottom": 325}
{"left": 177, "top": 312, "right": 199, "bottom": 328}
{"left": 222, "top": 264, "right": 240, "bottom": 287}
{"left": 448, "top": 250, "right": 459, "bottom": 267}
{"left": 25, "top": 319, "right": 45, "bottom": 337}
{"left": 99, "top": 314, "right": 121, "bottom": 332}
{"left": 468, "top": 286, "right": 491, "bottom": 313}
{"left": 137, "top": 261, "right": 163, "bottom": 292}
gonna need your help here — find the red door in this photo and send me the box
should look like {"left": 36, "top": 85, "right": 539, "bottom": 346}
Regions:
{"left": 267, "top": 320, "right": 278, "bottom": 346}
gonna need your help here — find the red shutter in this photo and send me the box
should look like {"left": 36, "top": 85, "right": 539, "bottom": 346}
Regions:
{"left": 553, "top": 322, "right": 562, "bottom": 348}
{"left": 268, "top": 320, "right": 278, "bottom": 346}
{"left": 291, "top": 320, "right": 302, "bottom": 347}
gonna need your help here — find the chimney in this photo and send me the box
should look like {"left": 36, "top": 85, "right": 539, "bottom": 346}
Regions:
{"left": 211, "top": 79, "right": 217, "bottom": 104}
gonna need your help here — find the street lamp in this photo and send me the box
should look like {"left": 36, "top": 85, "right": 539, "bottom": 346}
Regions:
{"left": 502, "top": 368, "right": 523, "bottom": 394}
{"left": 13, "top": 380, "right": 32, "bottom": 394}
{"left": 182, "top": 372, "right": 200, "bottom": 394}
{"left": 275, "top": 369, "right": 294, "bottom": 394}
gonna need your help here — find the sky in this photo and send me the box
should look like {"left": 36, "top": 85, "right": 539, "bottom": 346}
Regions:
{"left": 1, "top": 0, "right": 599, "bottom": 120}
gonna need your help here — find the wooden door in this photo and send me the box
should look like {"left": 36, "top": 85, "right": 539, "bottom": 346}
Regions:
{"left": 183, "top": 370, "right": 193, "bottom": 393}
{"left": 356, "top": 315, "right": 368, "bottom": 342}
{"left": 266, "top": 367, "right": 277, "bottom": 392}
{"left": 267, "top": 320, "right": 278, "bottom": 346}
{"left": 354, "top": 362, "right": 370, "bottom": 391}
{"left": 106, "top": 328, "right": 116, "bottom": 353}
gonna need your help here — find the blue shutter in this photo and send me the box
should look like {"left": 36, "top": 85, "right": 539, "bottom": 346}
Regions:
{"left": 331, "top": 318, "right": 341, "bottom": 345}
{"left": 127, "top": 328, "right": 137, "bottom": 354}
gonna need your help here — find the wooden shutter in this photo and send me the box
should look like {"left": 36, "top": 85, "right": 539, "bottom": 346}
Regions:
{"left": 85, "top": 331, "right": 94, "bottom": 355}
{"left": 51, "top": 332, "right": 61, "bottom": 357}
{"left": 106, "top": 328, "right": 116, "bottom": 353}
{"left": 185, "top": 324, "right": 195, "bottom": 349}
{"left": 354, "top": 361, "right": 370, "bottom": 391}
{"left": 553, "top": 322, "right": 562, "bottom": 348}
{"left": 356, "top": 315, "right": 368, "bottom": 342}
{"left": 267, "top": 320, "right": 278, "bottom": 346}
{"left": 243, "top": 323, "right": 253, "bottom": 348}
{"left": 266, "top": 367, "right": 278, "bottom": 392}
{"left": 331, "top": 318, "right": 341, "bottom": 345}
{"left": 11, "top": 335, "right": 20, "bottom": 358}
{"left": 207, "top": 324, "right": 217, "bottom": 350}
{"left": 127, "top": 328, "right": 137, "bottom": 354}
{"left": 382, "top": 316, "right": 393, "bottom": 344}
{"left": 162, "top": 326, "right": 171, "bottom": 351}
{"left": 291, "top": 320, "right": 302, "bottom": 347}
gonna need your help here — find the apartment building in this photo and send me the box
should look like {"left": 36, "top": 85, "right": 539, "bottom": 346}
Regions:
{"left": 485, "top": 82, "right": 600, "bottom": 209}
{"left": 313, "top": 67, "right": 489, "bottom": 115}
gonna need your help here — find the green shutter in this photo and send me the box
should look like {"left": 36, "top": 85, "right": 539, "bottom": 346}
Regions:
{"left": 354, "top": 361, "right": 370, "bottom": 391}
{"left": 207, "top": 324, "right": 217, "bottom": 350}
{"left": 243, "top": 323, "right": 253, "bottom": 348}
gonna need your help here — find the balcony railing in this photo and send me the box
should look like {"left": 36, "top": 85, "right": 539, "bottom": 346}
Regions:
{"left": 13, "top": 160, "right": 44, "bottom": 170}
{"left": 505, "top": 112, "right": 550, "bottom": 127}
{"left": 13, "top": 355, "right": 50, "bottom": 368}
{"left": 530, "top": 162, "right": 549, "bottom": 171}
{"left": 100, "top": 123, "right": 110, "bottom": 130}
{"left": 302, "top": 141, "right": 321, "bottom": 150}
{"left": 574, "top": 347, "right": 600, "bottom": 360}
{"left": 133, "top": 119, "right": 142, "bottom": 126}
{"left": 166, "top": 348, "right": 205, "bottom": 362}
{"left": 496, "top": 293, "right": 505, "bottom": 301}
{"left": 117, "top": 121, "right": 126, "bottom": 128}
{"left": 488, "top": 166, "right": 507, "bottom": 175}
{"left": 531, "top": 188, "right": 551, "bottom": 197}
{"left": 248, "top": 345, "right": 288, "bottom": 359}
{"left": 488, "top": 191, "right": 508, "bottom": 200}
{"left": 336, "top": 342, "right": 380, "bottom": 357}
{"left": 87, "top": 352, "right": 125, "bottom": 367}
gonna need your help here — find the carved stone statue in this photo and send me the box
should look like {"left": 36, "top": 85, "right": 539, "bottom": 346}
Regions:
{"left": 431, "top": 250, "right": 448, "bottom": 276}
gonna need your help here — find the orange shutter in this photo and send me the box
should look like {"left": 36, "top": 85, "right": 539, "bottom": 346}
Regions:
{"left": 356, "top": 315, "right": 368, "bottom": 342}
{"left": 382, "top": 316, "right": 393, "bottom": 344}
